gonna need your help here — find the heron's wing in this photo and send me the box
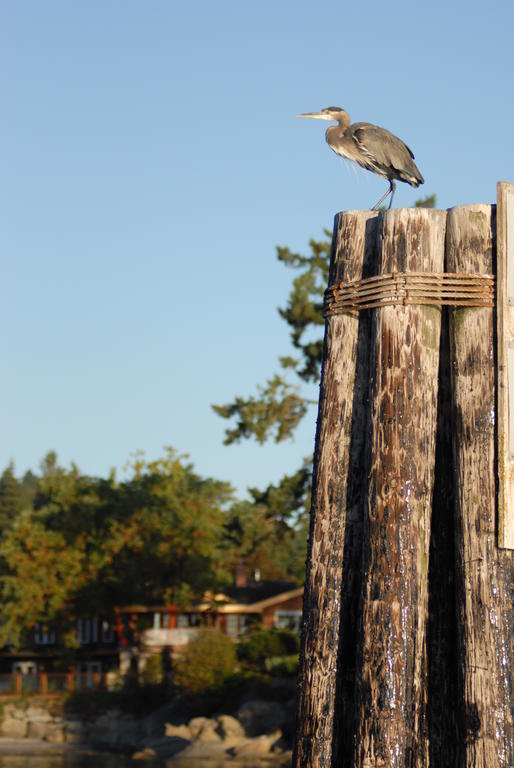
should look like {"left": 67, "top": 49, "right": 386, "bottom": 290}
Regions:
{"left": 351, "top": 123, "right": 416, "bottom": 171}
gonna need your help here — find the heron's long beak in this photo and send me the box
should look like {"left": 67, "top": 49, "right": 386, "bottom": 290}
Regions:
{"left": 296, "top": 111, "right": 331, "bottom": 120}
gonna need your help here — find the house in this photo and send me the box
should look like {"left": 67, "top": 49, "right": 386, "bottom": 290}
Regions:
{"left": 0, "top": 570, "right": 304, "bottom": 688}
{"left": 130, "top": 576, "right": 303, "bottom": 655}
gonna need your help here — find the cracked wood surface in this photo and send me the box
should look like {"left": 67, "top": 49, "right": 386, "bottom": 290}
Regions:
{"left": 354, "top": 208, "right": 446, "bottom": 768}
{"left": 294, "top": 210, "right": 379, "bottom": 768}
{"left": 447, "top": 204, "right": 513, "bottom": 768}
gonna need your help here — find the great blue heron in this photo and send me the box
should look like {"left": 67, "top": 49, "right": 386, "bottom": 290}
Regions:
{"left": 297, "top": 107, "right": 424, "bottom": 210}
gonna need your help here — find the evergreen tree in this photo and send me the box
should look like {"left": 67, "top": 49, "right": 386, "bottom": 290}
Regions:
{"left": 0, "top": 462, "right": 25, "bottom": 532}
{"left": 213, "top": 196, "right": 436, "bottom": 576}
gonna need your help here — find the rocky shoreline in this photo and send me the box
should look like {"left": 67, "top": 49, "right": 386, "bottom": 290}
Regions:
{"left": 0, "top": 699, "right": 293, "bottom": 764}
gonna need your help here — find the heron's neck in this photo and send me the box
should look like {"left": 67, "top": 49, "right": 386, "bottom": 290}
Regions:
{"left": 326, "top": 124, "right": 345, "bottom": 145}
{"left": 337, "top": 113, "right": 350, "bottom": 132}
{"left": 326, "top": 114, "right": 350, "bottom": 144}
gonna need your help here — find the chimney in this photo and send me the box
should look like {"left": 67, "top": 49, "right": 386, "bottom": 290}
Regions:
{"left": 235, "top": 560, "right": 247, "bottom": 588}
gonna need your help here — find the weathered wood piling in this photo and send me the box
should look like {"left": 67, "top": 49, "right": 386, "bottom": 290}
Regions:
{"left": 355, "top": 209, "right": 445, "bottom": 767}
{"left": 294, "top": 203, "right": 513, "bottom": 768}
{"left": 447, "top": 205, "right": 513, "bottom": 768}
{"left": 295, "top": 210, "right": 378, "bottom": 768}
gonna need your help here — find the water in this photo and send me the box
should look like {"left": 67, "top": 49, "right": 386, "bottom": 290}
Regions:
{"left": 0, "top": 752, "right": 280, "bottom": 768}
{"left": 0, "top": 754, "right": 147, "bottom": 768}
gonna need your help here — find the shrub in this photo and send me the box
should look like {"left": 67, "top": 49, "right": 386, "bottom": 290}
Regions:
{"left": 237, "top": 628, "right": 300, "bottom": 671}
{"left": 142, "top": 654, "right": 164, "bottom": 686}
{"left": 265, "top": 654, "right": 299, "bottom": 676}
{"left": 174, "top": 629, "right": 237, "bottom": 696}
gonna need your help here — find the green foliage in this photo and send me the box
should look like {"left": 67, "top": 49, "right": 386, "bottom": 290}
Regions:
{"left": 276, "top": 237, "right": 331, "bottom": 383}
{"left": 142, "top": 654, "right": 164, "bottom": 686}
{"left": 0, "top": 463, "right": 36, "bottom": 533}
{"left": 222, "top": 462, "right": 311, "bottom": 581}
{"left": 174, "top": 629, "right": 237, "bottom": 695}
{"left": 212, "top": 234, "right": 329, "bottom": 447}
{"left": 415, "top": 194, "right": 437, "bottom": 208}
{"left": 0, "top": 449, "right": 234, "bottom": 648}
{"left": 212, "top": 375, "right": 309, "bottom": 445}
{"left": 64, "top": 679, "right": 169, "bottom": 718}
{"left": 237, "top": 628, "right": 300, "bottom": 671}
{"left": 264, "top": 654, "right": 299, "bottom": 676}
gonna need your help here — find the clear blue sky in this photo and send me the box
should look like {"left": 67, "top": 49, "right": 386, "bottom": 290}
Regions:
{"left": 2, "top": 1, "right": 514, "bottom": 495}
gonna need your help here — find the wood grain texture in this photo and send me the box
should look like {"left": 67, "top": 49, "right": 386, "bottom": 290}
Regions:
{"left": 496, "top": 181, "right": 514, "bottom": 548}
{"left": 447, "top": 204, "right": 514, "bottom": 768}
{"left": 354, "top": 208, "right": 446, "bottom": 768}
{"left": 293, "top": 210, "right": 379, "bottom": 768}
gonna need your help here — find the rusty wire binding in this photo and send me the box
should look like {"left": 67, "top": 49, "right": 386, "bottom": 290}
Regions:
{"left": 323, "top": 272, "right": 495, "bottom": 318}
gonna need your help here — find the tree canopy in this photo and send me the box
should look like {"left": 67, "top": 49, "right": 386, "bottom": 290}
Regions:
{"left": 0, "top": 448, "right": 307, "bottom": 648}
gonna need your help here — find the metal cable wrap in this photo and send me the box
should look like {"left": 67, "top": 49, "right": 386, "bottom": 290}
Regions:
{"left": 323, "top": 271, "right": 495, "bottom": 317}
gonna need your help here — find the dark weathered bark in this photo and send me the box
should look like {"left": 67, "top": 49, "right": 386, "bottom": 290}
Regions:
{"left": 447, "top": 204, "right": 514, "bottom": 768}
{"left": 354, "top": 208, "right": 446, "bottom": 767}
{"left": 426, "top": 307, "right": 458, "bottom": 768}
{"left": 426, "top": 308, "right": 459, "bottom": 766}
{"left": 294, "top": 210, "right": 379, "bottom": 768}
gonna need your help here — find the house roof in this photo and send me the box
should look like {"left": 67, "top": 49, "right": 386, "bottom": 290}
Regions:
{"left": 120, "top": 580, "right": 304, "bottom": 616}
{"left": 215, "top": 585, "right": 303, "bottom": 614}
{"left": 223, "top": 580, "right": 299, "bottom": 605}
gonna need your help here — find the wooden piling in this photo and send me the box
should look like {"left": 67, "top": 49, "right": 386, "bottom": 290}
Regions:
{"left": 295, "top": 202, "right": 513, "bottom": 768}
{"left": 447, "top": 204, "right": 513, "bottom": 768}
{"left": 294, "top": 210, "right": 378, "bottom": 768}
{"left": 353, "top": 208, "right": 446, "bottom": 767}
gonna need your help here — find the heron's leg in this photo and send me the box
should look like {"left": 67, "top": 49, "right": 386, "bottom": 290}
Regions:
{"left": 371, "top": 181, "right": 393, "bottom": 211}
{"left": 387, "top": 181, "right": 397, "bottom": 210}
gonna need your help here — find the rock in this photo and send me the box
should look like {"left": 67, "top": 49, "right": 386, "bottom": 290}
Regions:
{"left": 164, "top": 722, "right": 191, "bottom": 739}
{"left": 27, "top": 721, "right": 49, "bottom": 740}
{"left": 93, "top": 712, "right": 117, "bottom": 727}
{"left": 63, "top": 721, "right": 88, "bottom": 744}
{"left": 132, "top": 748, "right": 157, "bottom": 760}
{"left": 25, "top": 707, "right": 52, "bottom": 723}
{"left": 117, "top": 723, "right": 141, "bottom": 750}
{"left": 1, "top": 717, "right": 28, "bottom": 739}
{"left": 64, "top": 720, "right": 87, "bottom": 733}
{"left": 231, "top": 729, "right": 282, "bottom": 756}
{"left": 217, "top": 714, "right": 245, "bottom": 739}
{"left": 196, "top": 725, "right": 222, "bottom": 743}
{"left": 3, "top": 705, "right": 25, "bottom": 720}
{"left": 89, "top": 724, "right": 120, "bottom": 748}
{"left": 187, "top": 716, "right": 219, "bottom": 740}
{"left": 236, "top": 700, "right": 287, "bottom": 736}
{"left": 45, "top": 724, "right": 65, "bottom": 743}
{"left": 141, "top": 735, "right": 190, "bottom": 758}
{"left": 177, "top": 741, "right": 228, "bottom": 760}
{"left": 106, "top": 708, "right": 123, "bottom": 719}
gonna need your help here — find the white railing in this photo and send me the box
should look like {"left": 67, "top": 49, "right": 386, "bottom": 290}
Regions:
{"left": 142, "top": 627, "right": 199, "bottom": 647}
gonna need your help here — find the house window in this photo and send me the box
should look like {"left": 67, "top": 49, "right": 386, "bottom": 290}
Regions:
{"left": 101, "top": 620, "right": 114, "bottom": 643}
{"left": 225, "top": 614, "right": 239, "bottom": 637}
{"left": 34, "top": 624, "right": 56, "bottom": 645}
{"left": 12, "top": 662, "right": 37, "bottom": 676}
{"left": 77, "top": 618, "right": 91, "bottom": 644}
{"left": 274, "top": 610, "right": 302, "bottom": 633}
